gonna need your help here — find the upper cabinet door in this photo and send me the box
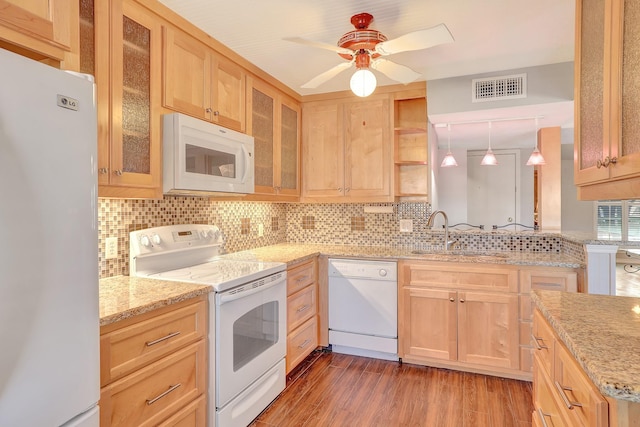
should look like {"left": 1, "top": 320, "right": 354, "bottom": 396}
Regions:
{"left": 279, "top": 97, "right": 301, "bottom": 196}
{"left": 344, "top": 96, "right": 391, "bottom": 199}
{"left": 211, "top": 54, "right": 246, "bottom": 132}
{"left": 162, "top": 27, "right": 245, "bottom": 132}
{"left": 162, "top": 26, "right": 211, "bottom": 120}
{"left": 574, "top": 0, "right": 610, "bottom": 185}
{"left": 0, "top": 0, "right": 75, "bottom": 62}
{"left": 248, "top": 79, "right": 277, "bottom": 195}
{"left": 610, "top": 0, "right": 640, "bottom": 179}
{"left": 109, "top": 0, "right": 161, "bottom": 191}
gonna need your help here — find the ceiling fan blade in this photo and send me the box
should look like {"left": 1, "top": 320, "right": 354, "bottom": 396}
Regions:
{"left": 371, "top": 58, "right": 422, "bottom": 84}
{"left": 300, "top": 62, "right": 353, "bottom": 89}
{"left": 283, "top": 37, "right": 353, "bottom": 56}
{"left": 374, "top": 23, "right": 454, "bottom": 55}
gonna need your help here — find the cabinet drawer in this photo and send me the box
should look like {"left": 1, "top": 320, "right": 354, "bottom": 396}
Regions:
{"left": 554, "top": 341, "right": 608, "bottom": 427}
{"left": 100, "top": 340, "right": 207, "bottom": 427}
{"left": 287, "top": 285, "right": 317, "bottom": 332}
{"left": 287, "top": 316, "right": 318, "bottom": 373}
{"left": 157, "top": 394, "right": 206, "bottom": 427}
{"left": 532, "top": 310, "right": 555, "bottom": 378}
{"left": 101, "top": 301, "right": 206, "bottom": 385}
{"left": 287, "top": 260, "right": 316, "bottom": 295}
{"left": 404, "top": 262, "right": 518, "bottom": 293}
{"left": 533, "top": 357, "right": 569, "bottom": 427}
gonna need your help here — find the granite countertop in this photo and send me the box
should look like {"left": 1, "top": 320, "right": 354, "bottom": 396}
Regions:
{"left": 99, "top": 276, "right": 212, "bottom": 326}
{"left": 222, "top": 243, "right": 583, "bottom": 268}
{"left": 532, "top": 290, "right": 640, "bottom": 402}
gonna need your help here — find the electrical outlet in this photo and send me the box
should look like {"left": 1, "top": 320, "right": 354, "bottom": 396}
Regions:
{"left": 399, "top": 219, "right": 413, "bottom": 233}
{"left": 105, "top": 237, "right": 118, "bottom": 259}
{"left": 258, "top": 223, "right": 264, "bottom": 237}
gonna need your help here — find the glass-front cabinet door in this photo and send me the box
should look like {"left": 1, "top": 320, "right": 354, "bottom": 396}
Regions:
{"left": 610, "top": 0, "right": 640, "bottom": 179}
{"left": 80, "top": 0, "right": 161, "bottom": 197}
{"left": 248, "top": 77, "right": 300, "bottom": 199}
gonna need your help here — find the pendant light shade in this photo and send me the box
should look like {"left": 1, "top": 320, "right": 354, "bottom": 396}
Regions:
{"left": 440, "top": 124, "right": 458, "bottom": 167}
{"left": 481, "top": 122, "right": 498, "bottom": 166}
{"left": 350, "top": 68, "right": 377, "bottom": 97}
{"left": 526, "top": 118, "right": 546, "bottom": 165}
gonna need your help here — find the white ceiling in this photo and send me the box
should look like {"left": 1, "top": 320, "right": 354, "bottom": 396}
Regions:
{"left": 158, "top": 0, "right": 576, "bottom": 149}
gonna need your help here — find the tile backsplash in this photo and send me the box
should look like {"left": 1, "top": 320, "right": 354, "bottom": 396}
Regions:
{"left": 98, "top": 197, "right": 583, "bottom": 279}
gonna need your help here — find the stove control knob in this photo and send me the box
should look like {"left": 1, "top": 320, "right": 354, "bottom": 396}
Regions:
{"left": 151, "top": 234, "right": 161, "bottom": 245}
{"left": 140, "top": 235, "right": 151, "bottom": 247}
{"left": 200, "top": 230, "right": 209, "bottom": 239}
{"left": 209, "top": 227, "right": 220, "bottom": 240}
{"left": 379, "top": 269, "right": 388, "bottom": 277}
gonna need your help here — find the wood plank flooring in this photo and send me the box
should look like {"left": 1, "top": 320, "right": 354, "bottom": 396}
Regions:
{"left": 251, "top": 350, "right": 533, "bottom": 427}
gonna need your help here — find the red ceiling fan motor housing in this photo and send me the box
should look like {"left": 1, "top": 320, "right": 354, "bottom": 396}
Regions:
{"left": 337, "top": 13, "right": 387, "bottom": 63}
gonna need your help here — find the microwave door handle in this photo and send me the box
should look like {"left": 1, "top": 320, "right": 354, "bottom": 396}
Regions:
{"left": 241, "top": 145, "right": 251, "bottom": 183}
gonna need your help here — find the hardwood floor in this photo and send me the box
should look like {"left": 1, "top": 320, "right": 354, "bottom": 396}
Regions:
{"left": 251, "top": 350, "right": 533, "bottom": 427}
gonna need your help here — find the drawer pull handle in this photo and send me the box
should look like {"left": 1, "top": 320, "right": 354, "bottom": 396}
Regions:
{"left": 298, "top": 339, "right": 311, "bottom": 349}
{"left": 554, "top": 381, "right": 583, "bottom": 409}
{"left": 146, "top": 383, "right": 181, "bottom": 405}
{"left": 296, "top": 276, "right": 309, "bottom": 283}
{"left": 536, "top": 408, "right": 551, "bottom": 427}
{"left": 146, "top": 331, "right": 181, "bottom": 347}
{"left": 531, "top": 333, "right": 548, "bottom": 350}
{"left": 296, "top": 304, "right": 310, "bottom": 313}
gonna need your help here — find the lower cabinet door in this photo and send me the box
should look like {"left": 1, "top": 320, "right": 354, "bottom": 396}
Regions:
{"left": 457, "top": 291, "right": 519, "bottom": 369}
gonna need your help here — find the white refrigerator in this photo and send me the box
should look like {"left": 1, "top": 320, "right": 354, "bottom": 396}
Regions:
{"left": 0, "top": 48, "right": 100, "bottom": 426}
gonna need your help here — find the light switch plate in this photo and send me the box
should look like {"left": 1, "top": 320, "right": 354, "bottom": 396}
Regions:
{"left": 399, "top": 219, "right": 413, "bottom": 233}
{"left": 105, "top": 237, "right": 118, "bottom": 259}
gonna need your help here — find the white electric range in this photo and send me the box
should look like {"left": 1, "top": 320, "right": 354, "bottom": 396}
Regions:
{"left": 130, "top": 224, "right": 287, "bottom": 427}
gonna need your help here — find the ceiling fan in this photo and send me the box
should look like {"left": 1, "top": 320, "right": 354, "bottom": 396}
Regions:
{"left": 284, "top": 13, "right": 454, "bottom": 96}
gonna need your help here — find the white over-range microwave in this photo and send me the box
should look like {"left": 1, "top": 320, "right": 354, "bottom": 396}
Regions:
{"left": 163, "top": 113, "right": 254, "bottom": 195}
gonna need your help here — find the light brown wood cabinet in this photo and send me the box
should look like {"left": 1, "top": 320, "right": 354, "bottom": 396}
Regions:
{"left": 574, "top": 0, "right": 640, "bottom": 200}
{"left": 286, "top": 258, "right": 319, "bottom": 373}
{"left": 162, "top": 26, "right": 245, "bottom": 132}
{"left": 80, "top": 0, "right": 162, "bottom": 198}
{"left": 532, "top": 309, "right": 609, "bottom": 427}
{"left": 247, "top": 76, "right": 301, "bottom": 200}
{"left": 394, "top": 91, "right": 429, "bottom": 201}
{"left": 519, "top": 267, "right": 578, "bottom": 373}
{"left": 100, "top": 296, "right": 208, "bottom": 426}
{"left": 0, "top": 0, "right": 77, "bottom": 65}
{"left": 398, "top": 261, "right": 521, "bottom": 377}
{"left": 302, "top": 94, "right": 392, "bottom": 202}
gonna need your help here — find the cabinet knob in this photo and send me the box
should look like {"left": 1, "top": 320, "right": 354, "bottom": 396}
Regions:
{"left": 449, "top": 297, "right": 455, "bottom": 302}
{"left": 114, "top": 169, "right": 123, "bottom": 176}
{"left": 345, "top": 187, "right": 351, "bottom": 193}
{"left": 98, "top": 167, "right": 108, "bottom": 174}
{"left": 459, "top": 298, "right": 465, "bottom": 303}
{"left": 337, "top": 187, "right": 343, "bottom": 193}
{"left": 213, "top": 110, "right": 219, "bottom": 116}
{"left": 205, "top": 108, "right": 212, "bottom": 113}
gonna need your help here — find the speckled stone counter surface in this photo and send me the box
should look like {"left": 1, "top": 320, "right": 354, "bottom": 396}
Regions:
{"left": 532, "top": 290, "right": 640, "bottom": 402}
{"left": 99, "top": 276, "right": 211, "bottom": 327}
{"left": 222, "top": 243, "right": 583, "bottom": 268}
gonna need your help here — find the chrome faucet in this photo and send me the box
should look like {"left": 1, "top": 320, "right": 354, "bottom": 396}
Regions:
{"left": 426, "top": 210, "right": 455, "bottom": 251}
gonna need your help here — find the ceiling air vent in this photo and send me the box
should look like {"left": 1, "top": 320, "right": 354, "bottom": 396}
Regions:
{"left": 472, "top": 73, "right": 527, "bottom": 103}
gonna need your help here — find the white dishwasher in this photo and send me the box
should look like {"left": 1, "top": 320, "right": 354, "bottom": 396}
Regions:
{"left": 328, "top": 258, "right": 398, "bottom": 361}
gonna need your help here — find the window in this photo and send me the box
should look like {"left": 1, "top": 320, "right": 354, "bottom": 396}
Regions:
{"left": 595, "top": 200, "right": 640, "bottom": 241}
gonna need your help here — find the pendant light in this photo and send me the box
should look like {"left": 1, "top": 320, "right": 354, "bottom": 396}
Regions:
{"left": 440, "top": 124, "right": 458, "bottom": 167}
{"left": 481, "top": 122, "right": 498, "bottom": 165}
{"left": 526, "top": 118, "right": 546, "bottom": 166}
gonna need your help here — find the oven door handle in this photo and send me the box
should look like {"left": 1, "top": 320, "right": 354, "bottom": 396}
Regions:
{"left": 216, "top": 274, "right": 285, "bottom": 305}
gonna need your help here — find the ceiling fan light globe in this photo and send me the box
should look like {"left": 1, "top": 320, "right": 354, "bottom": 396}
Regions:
{"left": 350, "top": 68, "right": 377, "bottom": 97}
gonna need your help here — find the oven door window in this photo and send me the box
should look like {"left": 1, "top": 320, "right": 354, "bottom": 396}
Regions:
{"left": 185, "top": 143, "right": 236, "bottom": 178}
{"left": 233, "top": 301, "right": 279, "bottom": 371}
